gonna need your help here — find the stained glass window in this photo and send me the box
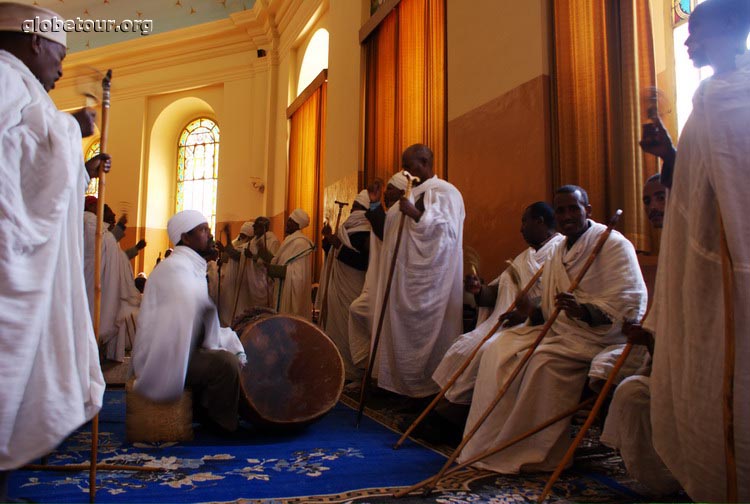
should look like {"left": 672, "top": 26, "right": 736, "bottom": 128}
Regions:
{"left": 84, "top": 140, "right": 100, "bottom": 196}
{"left": 176, "top": 118, "right": 219, "bottom": 233}
{"left": 673, "top": 0, "right": 693, "bottom": 26}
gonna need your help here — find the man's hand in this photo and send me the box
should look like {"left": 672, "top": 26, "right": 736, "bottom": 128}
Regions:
{"left": 368, "top": 178, "right": 383, "bottom": 203}
{"left": 399, "top": 198, "right": 423, "bottom": 222}
{"left": 72, "top": 107, "right": 97, "bottom": 138}
{"left": 85, "top": 153, "right": 111, "bottom": 179}
{"left": 555, "top": 292, "right": 588, "bottom": 320}
{"left": 622, "top": 321, "right": 653, "bottom": 347}
{"left": 640, "top": 117, "right": 675, "bottom": 162}
{"left": 136, "top": 239, "right": 147, "bottom": 250}
{"left": 244, "top": 247, "right": 253, "bottom": 258}
{"left": 464, "top": 274, "right": 481, "bottom": 295}
{"left": 117, "top": 213, "right": 128, "bottom": 228}
{"left": 499, "top": 309, "right": 528, "bottom": 327}
{"left": 321, "top": 223, "right": 333, "bottom": 238}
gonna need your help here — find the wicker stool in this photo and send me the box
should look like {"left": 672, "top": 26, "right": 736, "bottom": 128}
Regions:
{"left": 125, "top": 378, "right": 194, "bottom": 442}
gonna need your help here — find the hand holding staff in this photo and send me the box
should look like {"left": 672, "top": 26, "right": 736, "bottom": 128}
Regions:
{"left": 396, "top": 209, "right": 623, "bottom": 498}
{"left": 356, "top": 171, "right": 419, "bottom": 427}
{"left": 393, "top": 265, "right": 545, "bottom": 450}
{"left": 318, "top": 200, "right": 349, "bottom": 328}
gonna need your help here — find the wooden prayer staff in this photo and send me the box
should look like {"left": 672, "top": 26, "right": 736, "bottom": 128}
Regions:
{"left": 90, "top": 68, "right": 112, "bottom": 504}
{"left": 264, "top": 231, "right": 273, "bottom": 307}
{"left": 393, "top": 265, "right": 546, "bottom": 450}
{"left": 356, "top": 172, "right": 419, "bottom": 428}
{"left": 396, "top": 209, "right": 623, "bottom": 498}
{"left": 397, "top": 397, "right": 595, "bottom": 496}
{"left": 318, "top": 200, "right": 349, "bottom": 328}
{"left": 719, "top": 216, "right": 738, "bottom": 502}
{"left": 230, "top": 247, "right": 249, "bottom": 324}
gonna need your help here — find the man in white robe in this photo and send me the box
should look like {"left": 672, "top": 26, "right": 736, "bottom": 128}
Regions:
{"left": 642, "top": 2, "right": 750, "bottom": 499}
{"left": 432, "top": 202, "right": 563, "bottom": 406}
{"left": 132, "top": 210, "right": 246, "bottom": 432}
{"left": 244, "top": 217, "right": 280, "bottom": 309}
{"left": 459, "top": 185, "right": 646, "bottom": 473}
{"left": 348, "top": 174, "right": 407, "bottom": 374}
{"left": 0, "top": 3, "right": 107, "bottom": 493}
{"left": 373, "top": 144, "right": 465, "bottom": 398}
{"left": 217, "top": 221, "right": 254, "bottom": 326}
{"left": 316, "top": 190, "right": 373, "bottom": 380}
{"left": 83, "top": 196, "right": 136, "bottom": 362}
{"left": 263, "top": 209, "right": 315, "bottom": 319}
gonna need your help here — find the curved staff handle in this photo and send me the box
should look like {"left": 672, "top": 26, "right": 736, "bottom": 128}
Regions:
{"left": 90, "top": 68, "right": 112, "bottom": 504}
{"left": 393, "top": 265, "right": 545, "bottom": 449}
{"left": 356, "top": 171, "right": 419, "bottom": 427}
{"left": 396, "top": 209, "right": 623, "bottom": 498}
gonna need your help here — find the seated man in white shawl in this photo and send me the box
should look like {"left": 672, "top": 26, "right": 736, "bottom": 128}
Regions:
{"left": 262, "top": 209, "right": 315, "bottom": 319}
{"left": 216, "top": 221, "right": 254, "bottom": 326}
{"left": 83, "top": 196, "right": 140, "bottom": 362}
{"left": 132, "top": 210, "right": 246, "bottom": 433}
{"left": 458, "top": 185, "right": 646, "bottom": 474}
{"left": 0, "top": 3, "right": 108, "bottom": 495}
{"left": 316, "top": 190, "right": 373, "bottom": 380}
{"left": 373, "top": 144, "right": 465, "bottom": 398}
{"left": 432, "top": 202, "right": 563, "bottom": 409}
{"left": 348, "top": 174, "right": 407, "bottom": 375}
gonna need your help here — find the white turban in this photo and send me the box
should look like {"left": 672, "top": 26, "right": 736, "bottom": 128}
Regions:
{"left": 354, "top": 190, "right": 370, "bottom": 209}
{"left": 240, "top": 221, "right": 254, "bottom": 237}
{"left": 290, "top": 208, "right": 310, "bottom": 229}
{"left": 0, "top": 2, "right": 67, "bottom": 47}
{"left": 168, "top": 210, "right": 207, "bottom": 245}
{"left": 388, "top": 172, "right": 409, "bottom": 191}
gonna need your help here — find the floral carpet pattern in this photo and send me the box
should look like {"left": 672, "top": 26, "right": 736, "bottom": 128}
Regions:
{"left": 9, "top": 389, "right": 687, "bottom": 503}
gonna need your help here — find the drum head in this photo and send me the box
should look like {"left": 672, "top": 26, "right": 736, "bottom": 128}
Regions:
{"left": 239, "top": 315, "right": 344, "bottom": 427}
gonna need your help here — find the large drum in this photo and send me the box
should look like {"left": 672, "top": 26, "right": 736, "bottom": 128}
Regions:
{"left": 234, "top": 311, "right": 344, "bottom": 428}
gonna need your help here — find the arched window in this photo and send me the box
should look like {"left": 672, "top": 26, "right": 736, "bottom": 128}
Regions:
{"left": 297, "top": 28, "right": 329, "bottom": 95}
{"left": 84, "top": 140, "right": 100, "bottom": 196}
{"left": 176, "top": 118, "right": 219, "bottom": 233}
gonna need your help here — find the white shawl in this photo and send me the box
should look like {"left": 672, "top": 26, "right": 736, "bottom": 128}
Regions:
{"left": 271, "top": 230, "right": 314, "bottom": 319}
{"left": 132, "top": 246, "right": 243, "bottom": 401}
{"left": 0, "top": 50, "right": 104, "bottom": 469}
{"left": 374, "top": 176, "right": 465, "bottom": 397}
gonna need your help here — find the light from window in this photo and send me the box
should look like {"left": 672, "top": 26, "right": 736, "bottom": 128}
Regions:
{"left": 84, "top": 140, "right": 100, "bottom": 196}
{"left": 176, "top": 118, "right": 219, "bottom": 233}
{"left": 297, "top": 29, "right": 329, "bottom": 95}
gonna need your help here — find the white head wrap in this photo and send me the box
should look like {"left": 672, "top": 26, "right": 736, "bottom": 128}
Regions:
{"left": 388, "top": 172, "right": 409, "bottom": 191}
{"left": 168, "top": 210, "right": 207, "bottom": 245}
{"left": 240, "top": 221, "right": 254, "bottom": 237}
{"left": 290, "top": 208, "right": 310, "bottom": 229}
{"left": 354, "top": 189, "right": 370, "bottom": 209}
{"left": 0, "top": 2, "right": 67, "bottom": 47}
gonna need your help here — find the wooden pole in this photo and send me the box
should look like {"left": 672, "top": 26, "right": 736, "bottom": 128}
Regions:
{"left": 396, "top": 210, "right": 623, "bottom": 497}
{"left": 230, "top": 252, "right": 248, "bottom": 325}
{"left": 90, "top": 68, "right": 112, "bottom": 504}
{"left": 318, "top": 201, "right": 348, "bottom": 328}
{"left": 719, "top": 216, "right": 738, "bottom": 502}
{"left": 393, "top": 265, "right": 545, "bottom": 449}
{"left": 356, "top": 172, "right": 419, "bottom": 427}
{"left": 264, "top": 231, "right": 273, "bottom": 307}
{"left": 396, "top": 397, "right": 594, "bottom": 497}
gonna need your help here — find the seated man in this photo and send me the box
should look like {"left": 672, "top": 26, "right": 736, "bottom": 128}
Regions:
{"left": 458, "top": 185, "right": 646, "bottom": 473}
{"left": 132, "top": 210, "right": 246, "bottom": 432}
{"left": 317, "top": 190, "right": 372, "bottom": 380}
{"left": 261, "top": 209, "right": 315, "bottom": 319}
{"left": 432, "top": 202, "right": 563, "bottom": 407}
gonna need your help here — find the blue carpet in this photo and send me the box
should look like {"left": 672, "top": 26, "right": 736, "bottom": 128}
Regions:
{"left": 9, "top": 391, "right": 447, "bottom": 502}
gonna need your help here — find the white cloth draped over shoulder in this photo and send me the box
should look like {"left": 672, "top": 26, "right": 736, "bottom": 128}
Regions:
{"left": 246, "top": 231, "right": 280, "bottom": 309}
{"left": 0, "top": 50, "right": 104, "bottom": 469}
{"left": 217, "top": 238, "right": 250, "bottom": 326}
{"left": 373, "top": 175, "right": 465, "bottom": 397}
{"left": 432, "top": 234, "right": 564, "bottom": 405}
{"left": 271, "top": 230, "right": 315, "bottom": 319}
{"left": 132, "top": 246, "right": 244, "bottom": 401}
{"left": 348, "top": 217, "right": 384, "bottom": 371}
{"left": 459, "top": 221, "right": 646, "bottom": 473}
{"left": 649, "top": 53, "right": 750, "bottom": 502}
{"left": 109, "top": 246, "right": 142, "bottom": 362}
{"left": 315, "top": 210, "right": 371, "bottom": 379}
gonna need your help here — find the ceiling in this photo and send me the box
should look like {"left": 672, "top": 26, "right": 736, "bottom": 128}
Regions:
{"left": 25, "top": 0, "right": 257, "bottom": 53}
